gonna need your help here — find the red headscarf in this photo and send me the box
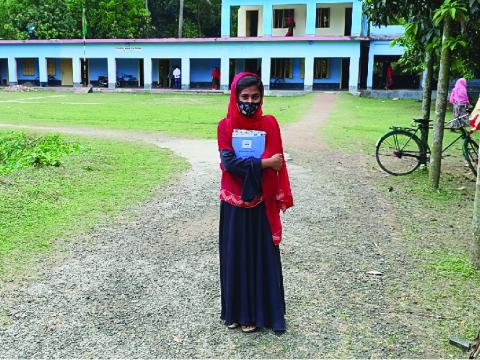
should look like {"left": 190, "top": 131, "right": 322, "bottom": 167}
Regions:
{"left": 217, "top": 72, "right": 293, "bottom": 245}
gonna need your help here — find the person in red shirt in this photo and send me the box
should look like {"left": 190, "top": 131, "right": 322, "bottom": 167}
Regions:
{"left": 211, "top": 67, "right": 220, "bottom": 90}
{"left": 386, "top": 63, "right": 393, "bottom": 90}
{"left": 285, "top": 15, "right": 295, "bottom": 36}
{"left": 217, "top": 72, "right": 293, "bottom": 333}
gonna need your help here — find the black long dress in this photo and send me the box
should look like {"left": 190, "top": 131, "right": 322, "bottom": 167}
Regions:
{"left": 219, "top": 150, "right": 286, "bottom": 331}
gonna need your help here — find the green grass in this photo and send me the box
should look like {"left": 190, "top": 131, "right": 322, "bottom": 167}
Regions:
{"left": 0, "top": 130, "right": 188, "bottom": 279}
{"left": 323, "top": 94, "right": 480, "bottom": 356}
{"left": 321, "top": 94, "right": 424, "bottom": 152}
{"left": 321, "top": 93, "right": 459, "bottom": 154}
{"left": 0, "top": 91, "right": 313, "bottom": 138}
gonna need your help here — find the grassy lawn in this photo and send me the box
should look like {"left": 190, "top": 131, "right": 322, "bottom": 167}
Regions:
{"left": 0, "top": 130, "right": 188, "bottom": 280}
{"left": 323, "top": 93, "right": 480, "bottom": 356}
{"left": 0, "top": 91, "right": 313, "bottom": 138}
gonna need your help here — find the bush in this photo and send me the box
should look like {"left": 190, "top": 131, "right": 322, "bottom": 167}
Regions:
{"left": 0, "top": 132, "right": 80, "bottom": 175}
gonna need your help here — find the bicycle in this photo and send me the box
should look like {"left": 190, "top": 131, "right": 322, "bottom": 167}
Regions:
{"left": 375, "top": 114, "right": 479, "bottom": 176}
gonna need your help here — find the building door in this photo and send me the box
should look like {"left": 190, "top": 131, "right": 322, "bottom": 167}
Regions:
{"left": 80, "top": 59, "right": 89, "bottom": 85}
{"left": 61, "top": 59, "right": 73, "bottom": 86}
{"left": 341, "top": 58, "right": 350, "bottom": 89}
{"left": 344, "top": 8, "right": 352, "bottom": 36}
{"left": 0, "top": 60, "right": 4, "bottom": 85}
{"left": 158, "top": 59, "right": 170, "bottom": 87}
{"left": 246, "top": 11, "right": 258, "bottom": 37}
{"left": 138, "top": 59, "right": 144, "bottom": 87}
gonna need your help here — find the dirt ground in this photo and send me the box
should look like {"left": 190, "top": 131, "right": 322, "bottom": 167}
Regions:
{"left": 0, "top": 94, "right": 463, "bottom": 357}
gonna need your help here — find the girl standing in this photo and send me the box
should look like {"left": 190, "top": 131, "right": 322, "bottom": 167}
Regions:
{"left": 217, "top": 72, "right": 293, "bottom": 333}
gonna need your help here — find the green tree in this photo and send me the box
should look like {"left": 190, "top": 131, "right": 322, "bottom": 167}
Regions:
{"left": 0, "top": 0, "right": 154, "bottom": 39}
{"left": 0, "top": 0, "right": 77, "bottom": 39}
{"left": 69, "top": 0, "right": 153, "bottom": 39}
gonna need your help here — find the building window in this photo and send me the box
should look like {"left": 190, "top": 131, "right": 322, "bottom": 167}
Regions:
{"left": 47, "top": 59, "right": 56, "bottom": 76}
{"left": 271, "top": 58, "right": 293, "bottom": 79}
{"left": 22, "top": 59, "right": 35, "bottom": 76}
{"left": 300, "top": 59, "right": 305, "bottom": 79}
{"left": 274, "top": 9, "right": 294, "bottom": 28}
{"left": 316, "top": 8, "right": 330, "bottom": 28}
{"left": 314, "top": 58, "right": 329, "bottom": 79}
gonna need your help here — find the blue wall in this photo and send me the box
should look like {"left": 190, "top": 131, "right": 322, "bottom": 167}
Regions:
{"left": 280, "top": 58, "right": 304, "bottom": 84}
{"left": 89, "top": 58, "right": 108, "bottom": 82}
{"left": 190, "top": 58, "right": 221, "bottom": 82}
{"left": 116, "top": 58, "right": 139, "bottom": 80}
{"left": 152, "top": 60, "right": 158, "bottom": 82}
{"left": 48, "top": 58, "right": 62, "bottom": 80}
{"left": 17, "top": 58, "right": 39, "bottom": 80}
{"left": 234, "top": 59, "right": 245, "bottom": 73}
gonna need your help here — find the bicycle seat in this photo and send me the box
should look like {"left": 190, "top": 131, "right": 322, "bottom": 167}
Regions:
{"left": 412, "top": 118, "right": 432, "bottom": 123}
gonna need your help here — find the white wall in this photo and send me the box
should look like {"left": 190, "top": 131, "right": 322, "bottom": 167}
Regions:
{"left": 238, "top": 6, "right": 264, "bottom": 37}
{"left": 271, "top": 5, "right": 306, "bottom": 37}
{"left": 315, "top": 4, "right": 350, "bottom": 36}
{"left": 237, "top": 3, "right": 351, "bottom": 37}
{"left": 370, "top": 25, "right": 405, "bottom": 37}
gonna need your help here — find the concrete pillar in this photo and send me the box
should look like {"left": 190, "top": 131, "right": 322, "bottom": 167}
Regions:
{"left": 366, "top": 51, "right": 374, "bottom": 89}
{"left": 72, "top": 58, "right": 81, "bottom": 87}
{"left": 221, "top": 4, "right": 231, "bottom": 37}
{"left": 144, "top": 57, "right": 152, "bottom": 90}
{"left": 220, "top": 57, "right": 229, "bottom": 90}
{"left": 349, "top": 56, "right": 360, "bottom": 93}
{"left": 181, "top": 57, "right": 190, "bottom": 90}
{"left": 39, "top": 57, "right": 47, "bottom": 87}
{"left": 261, "top": 57, "right": 271, "bottom": 91}
{"left": 8, "top": 57, "right": 17, "bottom": 85}
{"left": 305, "top": 2, "right": 317, "bottom": 36}
{"left": 351, "top": 0, "right": 363, "bottom": 36}
{"left": 107, "top": 57, "right": 116, "bottom": 89}
{"left": 304, "top": 56, "right": 314, "bottom": 91}
{"left": 262, "top": 3, "right": 273, "bottom": 36}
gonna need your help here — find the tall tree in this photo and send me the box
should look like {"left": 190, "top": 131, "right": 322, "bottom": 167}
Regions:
{"left": 178, "top": 0, "right": 184, "bottom": 37}
{"left": 429, "top": 0, "right": 468, "bottom": 188}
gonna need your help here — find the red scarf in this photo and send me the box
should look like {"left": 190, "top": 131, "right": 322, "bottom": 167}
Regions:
{"left": 217, "top": 72, "right": 293, "bottom": 245}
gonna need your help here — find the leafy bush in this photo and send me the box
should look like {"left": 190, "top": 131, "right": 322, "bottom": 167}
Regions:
{"left": 0, "top": 132, "right": 80, "bottom": 175}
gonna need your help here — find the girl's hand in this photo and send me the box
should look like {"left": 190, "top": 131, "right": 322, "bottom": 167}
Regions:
{"left": 262, "top": 153, "right": 283, "bottom": 171}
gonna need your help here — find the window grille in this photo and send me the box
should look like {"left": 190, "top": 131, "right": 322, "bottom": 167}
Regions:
{"left": 47, "top": 59, "right": 56, "bottom": 76}
{"left": 316, "top": 8, "right": 330, "bottom": 28}
{"left": 273, "top": 9, "right": 294, "bottom": 28}
{"left": 314, "top": 58, "right": 329, "bottom": 79}
{"left": 271, "top": 58, "right": 293, "bottom": 78}
{"left": 22, "top": 59, "right": 35, "bottom": 76}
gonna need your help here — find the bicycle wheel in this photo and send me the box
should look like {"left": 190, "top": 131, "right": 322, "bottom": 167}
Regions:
{"left": 463, "top": 136, "right": 478, "bottom": 176}
{"left": 376, "top": 129, "right": 424, "bottom": 176}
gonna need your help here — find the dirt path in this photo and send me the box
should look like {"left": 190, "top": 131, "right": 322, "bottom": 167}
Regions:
{"left": 0, "top": 94, "right": 440, "bottom": 357}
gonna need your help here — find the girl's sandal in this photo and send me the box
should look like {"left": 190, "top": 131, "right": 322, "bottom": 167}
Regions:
{"left": 227, "top": 322, "right": 239, "bottom": 329}
{"left": 241, "top": 325, "right": 257, "bottom": 333}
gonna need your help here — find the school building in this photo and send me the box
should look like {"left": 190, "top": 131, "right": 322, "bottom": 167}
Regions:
{"left": 0, "top": 0, "right": 416, "bottom": 93}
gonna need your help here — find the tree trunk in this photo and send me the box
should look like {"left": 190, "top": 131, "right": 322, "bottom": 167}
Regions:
{"left": 473, "top": 164, "right": 480, "bottom": 268}
{"left": 178, "top": 0, "right": 184, "bottom": 38}
{"left": 420, "top": 49, "right": 434, "bottom": 163}
{"left": 429, "top": 16, "right": 451, "bottom": 189}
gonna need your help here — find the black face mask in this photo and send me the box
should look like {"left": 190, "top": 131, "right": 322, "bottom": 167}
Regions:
{"left": 237, "top": 101, "right": 260, "bottom": 117}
